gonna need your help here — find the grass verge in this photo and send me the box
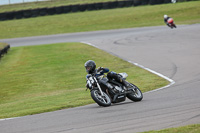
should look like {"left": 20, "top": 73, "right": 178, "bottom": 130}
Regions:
{"left": 0, "top": 1, "right": 200, "bottom": 39}
{"left": 0, "top": 42, "right": 9, "bottom": 50}
{"left": 0, "top": 42, "right": 169, "bottom": 119}
{"left": 142, "top": 124, "right": 200, "bottom": 133}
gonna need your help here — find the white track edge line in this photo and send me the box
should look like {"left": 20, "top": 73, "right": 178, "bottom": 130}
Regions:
{"left": 0, "top": 117, "right": 21, "bottom": 121}
{"left": 128, "top": 61, "right": 175, "bottom": 94}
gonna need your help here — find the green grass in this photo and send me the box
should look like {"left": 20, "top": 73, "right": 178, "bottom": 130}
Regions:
{"left": 0, "top": 42, "right": 8, "bottom": 50}
{"left": 0, "top": 0, "right": 117, "bottom": 13}
{"left": 0, "top": 1, "right": 200, "bottom": 39}
{"left": 142, "top": 124, "right": 200, "bottom": 133}
{"left": 0, "top": 42, "right": 169, "bottom": 119}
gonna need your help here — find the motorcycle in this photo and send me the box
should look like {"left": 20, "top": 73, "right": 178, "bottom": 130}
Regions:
{"left": 167, "top": 18, "right": 177, "bottom": 29}
{"left": 86, "top": 72, "right": 143, "bottom": 107}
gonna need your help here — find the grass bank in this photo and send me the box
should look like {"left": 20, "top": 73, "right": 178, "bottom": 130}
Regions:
{"left": 0, "top": 42, "right": 169, "bottom": 119}
{"left": 142, "top": 124, "right": 200, "bottom": 133}
{"left": 0, "top": 1, "right": 200, "bottom": 39}
{"left": 0, "top": 42, "right": 8, "bottom": 50}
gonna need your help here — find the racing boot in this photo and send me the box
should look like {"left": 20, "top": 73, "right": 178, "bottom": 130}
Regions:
{"left": 120, "top": 78, "right": 130, "bottom": 90}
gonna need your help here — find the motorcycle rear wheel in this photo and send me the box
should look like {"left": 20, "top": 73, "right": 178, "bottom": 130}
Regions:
{"left": 127, "top": 84, "right": 143, "bottom": 102}
{"left": 91, "top": 90, "right": 111, "bottom": 107}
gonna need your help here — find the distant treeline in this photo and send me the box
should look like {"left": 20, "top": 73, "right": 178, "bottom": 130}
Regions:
{"left": 0, "top": 0, "right": 195, "bottom": 21}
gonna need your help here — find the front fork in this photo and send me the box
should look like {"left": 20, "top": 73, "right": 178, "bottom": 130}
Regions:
{"left": 93, "top": 77, "right": 104, "bottom": 96}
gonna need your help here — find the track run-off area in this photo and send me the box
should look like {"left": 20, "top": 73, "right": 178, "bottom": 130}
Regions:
{"left": 0, "top": 24, "right": 200, "bottom": 133}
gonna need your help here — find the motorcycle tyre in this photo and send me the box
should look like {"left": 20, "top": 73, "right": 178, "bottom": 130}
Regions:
{"left": 126, "top": 84, "right": 143, "bottom": 102}
{"left": 173, "top": 24, "right": 177, "bottom": 28}
{"left": 91, "top": 90, "right": 111, "bottom": 107}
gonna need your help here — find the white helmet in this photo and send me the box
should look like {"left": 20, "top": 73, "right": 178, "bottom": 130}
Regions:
{"left": 164, "top": 15, "right": 168, "bottom": 19}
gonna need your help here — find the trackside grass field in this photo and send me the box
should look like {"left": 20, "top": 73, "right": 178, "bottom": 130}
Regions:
{"left": 0, "top": 43, "right": 169, "bottom": 118}
{"left": 0, "top": 1, "right": 200, "bottom": 39}
{"left": 142, "top": 124, "right": 200, "bottom": 133}
{"left": 0, "top": 43, "right": 8, "bottom": 50}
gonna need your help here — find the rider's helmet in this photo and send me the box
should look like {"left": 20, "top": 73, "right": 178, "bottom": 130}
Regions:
{"left": 85, "top": 60, "right": 96, "bottom": 74}
{"left": 164, "top": 15, "right": 168, "bottom": 19}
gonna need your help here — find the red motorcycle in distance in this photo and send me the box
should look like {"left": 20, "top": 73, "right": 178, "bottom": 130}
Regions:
{"left": 167, "top": 18, "right": 177, "bottom": 29}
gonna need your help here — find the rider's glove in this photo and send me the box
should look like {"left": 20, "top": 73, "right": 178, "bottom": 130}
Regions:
{"left": 97, "top": 67, "right": 103, "bottom": 72}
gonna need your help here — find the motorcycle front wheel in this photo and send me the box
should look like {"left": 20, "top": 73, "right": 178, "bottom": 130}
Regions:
{"left": 91, "top": 90, "right": 111, "bottom": 107}
{"left": 127, "top": 84, "right": 143, "bottom": 102}
{"left": 173, "top": 24, "right": 177, "bottom": 28}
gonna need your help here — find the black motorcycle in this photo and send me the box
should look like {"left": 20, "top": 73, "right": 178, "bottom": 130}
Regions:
{"left": 86, "top": 72, "right": 143, "bottom": 107}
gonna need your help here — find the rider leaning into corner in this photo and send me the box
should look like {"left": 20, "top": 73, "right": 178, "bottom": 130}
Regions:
{"left": 84, "top": 60, "right": 129, "bottom": 90}
{"left": 164, "top": 14, "right": 171, "bottom": 27}
{"left": 164, "top": 14, "right": 177, "bottom": 28}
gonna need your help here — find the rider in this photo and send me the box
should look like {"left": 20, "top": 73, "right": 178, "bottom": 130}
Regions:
{"left": 84, "top": 60, "right": 129, "bottom": 89}
{"left": 164, "top": 15, "right": 171, "bottom": 27}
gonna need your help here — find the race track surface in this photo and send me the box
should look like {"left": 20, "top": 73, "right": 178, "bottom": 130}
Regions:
{"left": 0, "top": 24, "right": 200, "bottom": 133}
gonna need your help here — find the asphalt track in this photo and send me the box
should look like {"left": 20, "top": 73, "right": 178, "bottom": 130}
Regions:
{"left": 0, "top": 24, "right": 200, "bottom": 133}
